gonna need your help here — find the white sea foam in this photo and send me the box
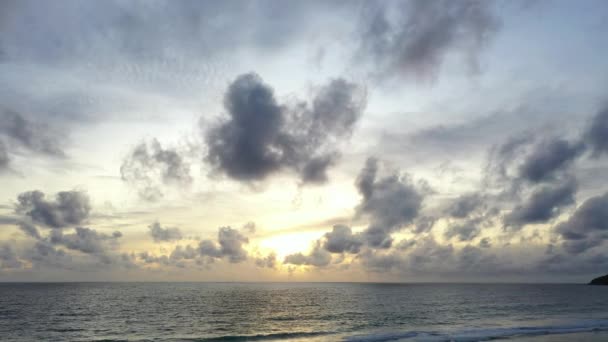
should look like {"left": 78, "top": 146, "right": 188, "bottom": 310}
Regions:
{"left": 345, "top": 319, "right": 608, "bottom": 342}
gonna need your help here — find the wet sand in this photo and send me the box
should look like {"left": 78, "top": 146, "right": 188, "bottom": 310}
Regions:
{"left": 509, "top": 331, "right": 608, "bottom": 341}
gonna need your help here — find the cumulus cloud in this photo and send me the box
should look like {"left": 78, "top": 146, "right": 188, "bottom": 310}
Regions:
{"left": 139, "top": 244, "right": 201, "bottom": 268}
{"left": 198, "top": 227, "right": 249, "bottom": 263}
{"left": 15, "top": 190, "right": 91, "bottom": 229}
{"left": 358, "top": 0, "right": 500, "bottom": 81}
{"left": 205, "top": 73, "right": 366, "bottom": 184}
{"left": 121, "top": 139, "right": 192, "bottom": 201}
{"left": 49, "top": 227, "right": 122, "bottom": 257}
{"left": 148, "top": 221, "right": 182, "bottom": 242}
{"left": 255, "top": 253, "right": 277, "bottom": 268}
{"left": 504, "top": 180, "right": 577, "bottom": 229}
{"left": 355, "top": 157, "right": 426, "bottom": 248}
{"left": 138, "top": 251, "right": 170, "bottom": 266}
{"left": 284, "top": 241, "right": 331, "bottom": 267}
{"left": 322, "top": 225, "right": 363, "bottom": 254}
{"left": 554, "top": 192, "right": 608, "bottom": 255}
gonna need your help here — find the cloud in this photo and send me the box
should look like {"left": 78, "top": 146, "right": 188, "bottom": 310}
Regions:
{"left": 23, "top": 241, "right": 74, "bottom": 270}
{"left": 169, "top": 245, "right": 198, "bottom": 263}
{"left": 0, "top": 244, "right": 22, "bottom": 269}
{"left": 447, "top": 193, "right": 483, "bottom": 218}
{"left": 15, "top": 190, "right": 91, "bottom": 229}
{"left": 518, "top": 138, "right": 584, "bottom": 183}
{"left": 205, "top": 73, "right": 366, "bottom": 184}
{"left": 360, "top": 236, "right": 507, "bottom": 277}
{"left": 358, "top": 0, "right": 500, "bottom": 81}
{"left": 49, "top": 227, "right": 122, "bottom": 256}
{"left": 554, "top": 191, "right": 608, "bottom": 255}
{"left": 284, "top": 241, "right": 331, "bottom": 267}
{"left": 138, "top": 251, "right": 170, "bottom": 266}
{"left": 139, "top": 244, "right": 199, "bottom": 268}
{"left": 584, "top": 106, "right": 608, "bottom": 157}
{"left": 355, "top": 157, "right": 426, "bottom": 248}
{"left": 322, "top": 225, "right": 363, "bottom": 254}
{"left": 255, "top": 253, "right": 277, "bottom": 268}
{"left": 148, "top": 221, "right": 182, "bottom": 242}
{"left": 444, "top": 217, "right": 483, "bottom": 241}
{"left": 0, "top": 1, "right": 343, "bottom": 66}
{"left": 0, "top": 140, "right": 8, "bottom": 170}
{"left": 504, "top": 180, "right": 577, "bottom": 229}
{"left": 479, "top": 237, "right": 492, "bottom": 248}
{"left": 17, "top": 221, "right": 40, "bottom": 239}
{"left": 0, "top": 110, "right": 66, "bottom": 171}
{"left": 198, "top": 226, "right": 249, "bottom": 263}
{"left": 0, "top": 109, "right": 65, "bottom": 157}
{"left": 121, "top": 139, "right": 192, "bottom": 201}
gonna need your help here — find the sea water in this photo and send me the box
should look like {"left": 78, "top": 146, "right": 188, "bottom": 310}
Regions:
{"left": 1, "top": 282, "right": 607, "bottom": 341}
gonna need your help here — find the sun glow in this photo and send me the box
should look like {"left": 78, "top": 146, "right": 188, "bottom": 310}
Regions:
{"left": 258, "top": 231, "right": 325, "bottom": 260}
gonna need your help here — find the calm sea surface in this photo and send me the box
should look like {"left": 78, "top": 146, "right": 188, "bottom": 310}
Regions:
{"left": 1, "top": 283, "right": 608, "bottom": 341}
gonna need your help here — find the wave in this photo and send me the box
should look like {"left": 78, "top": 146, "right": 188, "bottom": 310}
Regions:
{"left": 345, "top": 319, "right": 608, "bottom": 342}
{"left": 182, "top": 331, "right": 334, "bottom": 341}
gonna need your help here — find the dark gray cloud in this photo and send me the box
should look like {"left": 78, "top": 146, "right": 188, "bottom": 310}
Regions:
{"left": 361, "top": 237, "right": 454, "bottom": 273}
{"left": 539, "top": 252, "right": 608, "bottom": 276}
{"left": 284, "top": 241, "right": 332, "bottom": 267}
{"left": 358, "top": 0, "right": 500, "bottom": 81}
{"left": 444, "top": 217, "right": 483, "bottom": 241}
{"left": 0, "top": 140, "right": 8, "bottom": 170}
{"left": 22, "top": 241, "right": 78, "bottom": 270}
{"left": 447, "top": 193, "right": 483, "bottom": 218}
{"left": 478, "top": 237, "right": 492, "bottom": 248}
{"left": 0, "top": 244, "right": 22, "bottom": 269}
{"left": 4, "top": 228, "right": 131, "bottom": 271}
{"left": 198, "top": 227, "right": 249, "bottom": 263}
{"left": 17, "top": 221, "right": 40, "bottom": 239}
{"left": 360, "top": 237, "right": 508, "bottom": 277}
{"left": 518, "top": 138, "right": 584, "bottom": 183}
{"left": 584, "top": 106, "right": 608, "bottom": 157}
{"left": 49, "top": 227, "right": 122, "bottom": 256}
{"left": 504, "top": 180, "right": 577, "bottom": 229}
{"left": 554, "top": 192, "right": 608, "bottom": 255}
{"left": 355, "top": 158, "right": 426, "bottom": 248}
{"left": 15, "top": 190, "right": 91, "bottom": 229}
{"left": 121, "top": 139, "right": 192, "bottom": 201}
{"left": 148, "top": 221, "right": 182, "bottom": 243}
{"left": 322, "top": 225, "right": 363, "bottom": 254}
{"left": 0, "top": 110, "right": 65, "bottom": 157}
{"left": 205, "top": 73, "right": 366, "bottom": 184}
{"left": 0, "top": 110, "right": 65, "bottom": 171}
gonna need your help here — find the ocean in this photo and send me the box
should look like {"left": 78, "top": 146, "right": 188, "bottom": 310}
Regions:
{"left": 1, "top": 283, "right": 607, "bottom": 341}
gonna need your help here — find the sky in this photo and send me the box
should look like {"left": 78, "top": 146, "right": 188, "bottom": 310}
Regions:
{"left": 1, "top": 0, "right": 608, "bottom": 282}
